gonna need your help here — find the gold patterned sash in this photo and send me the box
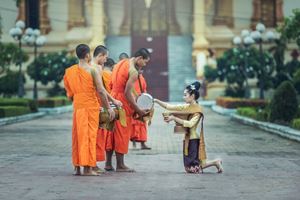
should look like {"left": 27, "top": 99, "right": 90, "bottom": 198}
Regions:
{"left": 163, "top": 104, "right": 207, "bottom": 165}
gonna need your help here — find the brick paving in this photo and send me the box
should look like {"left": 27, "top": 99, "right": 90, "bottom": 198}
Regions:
{"left": 0, "top": 105, "right": 299, "bottom": 200}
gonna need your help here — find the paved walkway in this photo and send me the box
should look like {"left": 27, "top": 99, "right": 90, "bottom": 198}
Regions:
{"left": 0, "top": 105, "right": 299, "bottom": 200}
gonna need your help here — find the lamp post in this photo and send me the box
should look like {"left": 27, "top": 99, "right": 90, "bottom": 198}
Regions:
{"left": 233, "top": 31, "right": 255, "bottom": 98}
{"left": 24, "top": 28, "right": 46, "bottom": 100}
{"left": 233, "top": 23, "right": 275, "bottom": 99}
{"left": 251, "top": 23, "right": 275, "bottom": 99}
{"left": 9, "top": 20, "right": 26, "bottom": 98}
{"left": 145, "top": 0, "right": 152, "bottom": 36}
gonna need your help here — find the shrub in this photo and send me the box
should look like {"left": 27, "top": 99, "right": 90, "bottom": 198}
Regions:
{"left": 292, "top": 118, "right": 300, "bottom": 130}
{"left": 0, "top": 98, "right": 38, "bottom": 112}
{"left": 0, "top": 70, "right": 25, "bottom": 97}
{"left": 204, "top": 65, "right": 218, "bottom": 83}
{"left": 256, "top": 108, "right": 270, "bottom": 122}
{"left": 269, "top": 81, "right": 298, "bottom": 123}
{"left": 216, "top": 97, "right": 268, "bottom": 109}
{"left": 0, "top": 106, "right": 30, "bottom": 118}
{"left": 225, "top": 86, "right": 245, "bottom": 98}
{"left": 237, "top": 107, "right": 257, "bottom": 119}
{"left": 293, "top": 69, "right": 300, "bottom": 94}
{"left": 38, "top": 97, "right": 71, "bottom": 108}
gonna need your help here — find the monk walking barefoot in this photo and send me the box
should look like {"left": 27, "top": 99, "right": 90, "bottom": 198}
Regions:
{"left": 110, "top": 48, "right": 151, "bottom": 172}
{"left": 64, "top": 44, "right": 115, "bottom": 176}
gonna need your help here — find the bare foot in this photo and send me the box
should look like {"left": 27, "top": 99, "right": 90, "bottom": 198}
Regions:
{"left": 104, "top": 166, "right": 115, "bottom": 171}
{"left": 216, "top": 160, "right": 223, "bottom": 173}
{"left": 73, "top": 166, "right": 81, "bottom": 176}
{"left": 92, "top": 166, "right": 106, "bottom": 174}
{"left": 116, "top": 166, "right": 135, "bottom": 173}
{"left": 132, "top": 141, "right": 137, "bottom": 149}
{"left": 82, "top": 171, "right": 100, "bottom": 176}
{"left": 82, "top": 170, "right": 101, "bottom": 176}
{"left": 141, "top": 144, "right": 151, "bottom": 150}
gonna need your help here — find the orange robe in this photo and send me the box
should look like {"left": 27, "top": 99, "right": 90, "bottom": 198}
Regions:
{"left": 64, "top": 64, "right": 99, "bottom": 167}
{"left": 102, "top": 70, "right": 112, "bottom": 94}
{"left": 96, "top": 69, "right": 113, "bottom": 162}
{"left": 111, "top": 59, "right": 137, "bottom": 154}
{"left": 131, "top": 75, "right": 148, "bottom": 142}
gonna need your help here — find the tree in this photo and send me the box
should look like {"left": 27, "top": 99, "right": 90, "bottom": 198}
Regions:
{"left": 285, "top": 50, "right": 300, "bottom": 78}
{"left": 0, "top": 14, "right": 2, "bottom": 40}
{"left": 0, "top": 43, "right": 29, "bottom": 74}
{"left": 27, "top": 50, "right": 77, "bottom": 97}
{"left": 0, "top": 42, "right": 28, "bottom": 97}
{"left": 280, "top": 9, "right": 300, "bottom": 49}
{"left": 211, "top": 47, "right": 275, "bottom": 98}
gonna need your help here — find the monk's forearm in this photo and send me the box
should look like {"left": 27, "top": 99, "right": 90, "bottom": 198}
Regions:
{"left": 106, "top": 91, "right": 114, "bottom": 102}
{"left": 99, "top": 91, "right": 111, "bottom": 109}
{"left": 125, "top": 91, "right": 141, "bottom": 112}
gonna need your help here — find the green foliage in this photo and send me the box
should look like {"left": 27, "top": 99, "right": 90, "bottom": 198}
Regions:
{"left": 269, "top": 37, "right": 287, "bottom": 72}
{"left": 204, "top": 65, "right": 218, "bottom": 83}
{"left": 0, "top": 15, "right": 2, "bottom": 39}
{"left": 0, "top": 98, "right": 38, "bottom": 112}
{"left": 237, "top": 107, "right": 257, "bottom": 119}
{"left": 224, "top": 86, "right": 245, "bottom": 98}
{"left": 256, "top": 107, "right": 270, "bottom": 122}
{"left": 280, "top": 9, "right": 300, "bottom": 48}
{"left": 0, "top": 106, "right": 31, "bottom": 118}
{"left": 292, "top": 118, "right": 300, "bottom": 130}
{"left": 0, "top": 42, "right": 29, "bottom": 74}
{"left": 237, "top": 105, "right": 270, "bottom": 122}
{"left": 285, "top": 57, "right": 300, "bottom": 77}
{"left": 293, "top": 69, "right": 300, "bottom": 94}
{"left": 216, "top": 47, "right": 275, "bottom": 97}
{"left": 272, "top": 71, "right": 290, "bottom": 89}
{"left": 269, "top": 81, "right": 298, "bottom": 123}
{"left": 0, "top": 70, "right": 24, "bottom": 97}
{"left": 27, "top": 50, "right": 77, "bottom": 96}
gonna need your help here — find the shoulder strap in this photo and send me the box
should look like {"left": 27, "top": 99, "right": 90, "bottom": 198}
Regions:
{"left": 90, "top": 66, "right": 98, "bottom": 88}
{"left": 137, "top": 74, "right": 144, "bottom": 93}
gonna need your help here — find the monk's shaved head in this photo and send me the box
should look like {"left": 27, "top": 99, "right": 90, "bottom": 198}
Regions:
{"left": 93, "top": 45, "right": 108, "bottom": 57}
{"left": 76, "top": 44, "right": 90, "bottom": 59}
{"left": 134, "top": 48, "right": 151, "bottom": 59}
{"left": 119, "top": 52, "right": 129, "bottom": 61}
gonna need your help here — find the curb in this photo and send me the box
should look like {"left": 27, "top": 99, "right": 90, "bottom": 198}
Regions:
{"left": 200, "top": 100, "right": 216, "bottom": 107}
{"left": 0, "top": 105, "right": 73, "bottom": 127}
{"left": 39, "top": 105, "right": 73, "bottom": 115}
{"left": 211, "top": 105, "right": 236, "bottom": 116}
{"left": 0, "top": 112, "right": 46, "bottom": 126}
{"left": 210, "top": 105, "right": 300, "bottom": 142}
{"left": 231, "top": 114, "right": 300, "bottom": 142}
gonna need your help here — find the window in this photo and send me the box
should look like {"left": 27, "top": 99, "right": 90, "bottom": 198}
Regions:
{"left": 25, "top": 0, "right": 40, "bottom": 29}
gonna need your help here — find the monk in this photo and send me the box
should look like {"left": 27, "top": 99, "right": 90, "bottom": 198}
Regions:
{"left": 109, "top": 48, "right": 151, "bottom": 172}
{"left": 63, "top": 44, "right": 115, "bottom": 176}
{"left": 100, "top": 58, "right": 117, "bottom": 171}
{"left": 90, "top": 46, "right": 121, "bottom": 173}
{"left": 131, "top": 70, "right": 151, "bottom": 150}
{"left": 119, "top": 52, "right": 129, "bottom": 61}
{"left": 102, "top": 58, "right": 115, "bottom": 92}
